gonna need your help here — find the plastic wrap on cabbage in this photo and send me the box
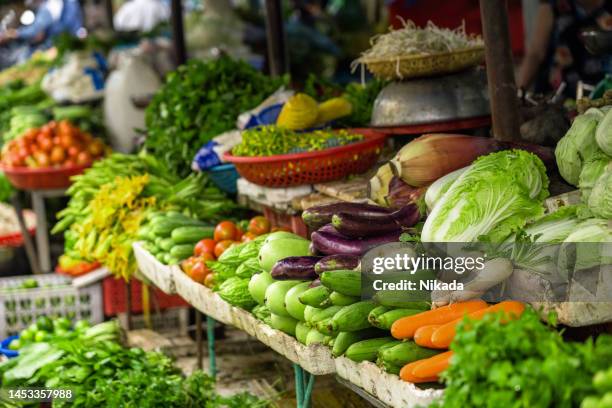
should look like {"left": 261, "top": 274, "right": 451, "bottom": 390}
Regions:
{"left": 578, "top": 152, "right": 611, "bottom": 203}
{"left": 595, "top": 107, "right": 612, "bottom": 155}
{"left": 421, "top": 150, "right": 549, "bottom": 242}
{"left": 558, "top": 218, "right": 611, "bottom": 276}
{"left": 555, "top": 113, "right": 601, "bottom": 186}
{"left": 588, "top": 163, "right": 611, "bottom": 219}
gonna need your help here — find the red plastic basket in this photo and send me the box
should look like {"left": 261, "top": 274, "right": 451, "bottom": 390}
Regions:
{"left": 223, "top": 129, "right": 387, "bottom": 187}
{"left": 102, "top": 276, "right": 188, "bottom": 316}
{"left": 1, "top": 164, "right": 90, "bottom": 190}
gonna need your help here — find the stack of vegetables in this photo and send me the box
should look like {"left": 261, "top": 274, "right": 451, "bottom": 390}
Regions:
{"left": 0, "top": 319, "right": 264, "bottom": 408}
{"left": 1, "top": 120, "right": 107, "bottom": 169}
{"left": 5, "top": 316, "right": 90, "bottom": 351}
{"left": 555, "top": 106, "right": 611, "bottom": 219}
{"left": 53, "top": 153, "right": 236, "bottom": 279}
{"left": 179, "top": 216, "right": 272, "bottom": 286}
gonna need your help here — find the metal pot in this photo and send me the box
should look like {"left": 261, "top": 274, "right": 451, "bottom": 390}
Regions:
{"left": 371, "top": 68, "right": 490, "bottom": 127}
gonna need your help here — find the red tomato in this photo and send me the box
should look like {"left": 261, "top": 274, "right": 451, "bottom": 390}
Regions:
{"left": 214, "top": 221, "right": 237, "bottom": 242}
{"left": 50, "top": 146, "right": 66, "bottom": 164}
{"left": 234, "top": 226, "right": 244, "bottom": 241}
{"left": 67, "top": 146, "right": 80, "bottom": 158}
{"left": 63, "top": 159, "right": 76, "bottom": 167}
{"left": 33, "top": 151, "right": 50, "bottom": 167}
{"left": 38, "top": 135, "right": 53, "bottom": 152}
{"left": 214, "top": 240, "right": 234, "bottom": 258}
{"left": 241, "top": 232, "right": 257, "bottom": 242}
{"left": 194, "top": 239, "right": 216, "bottom": 257}
{"left": 88, "top": 139, "right": 104, "bottom": 157}
{"left": 181, "top": 257, "right": 197, "bottom": 275}
{"left": 248, "top": 216, "right": 271, "bottom": 235}
{"left": 204, "top": 273, "right": 215, "bottom": 288}
{"left": 190, "top": 261, "right": 210, "bottom": 283}
{"left": 76, "top": 151, "right": 92, "bottom": 166}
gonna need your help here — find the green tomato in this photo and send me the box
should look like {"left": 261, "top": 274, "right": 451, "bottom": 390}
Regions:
{"left": 8, "top": 339, "right": 20, "bottom": 350}
{"left": 27, "top": 323, "right": 38, "bottom": 332}
{"left": 34, "top": 331, "right": 48, "bottom": 342}
{"left": 36, "top": 316, "right": 53, "bottom": 332}
{"left": 74, "top": 320, "right": 90, "bottom": 332}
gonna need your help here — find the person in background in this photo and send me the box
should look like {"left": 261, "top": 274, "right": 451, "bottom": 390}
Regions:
{"left": 517, "top": 0, "right": 612, "bottom": 96}
{"left": 0, "top": 0, "right": 83, "bottom": 56}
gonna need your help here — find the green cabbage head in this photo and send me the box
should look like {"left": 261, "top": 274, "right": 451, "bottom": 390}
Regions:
{"left": 578, "top": 152, "right": 611, "bottom": 202}
{"left": 588, "top": 163, "right": 612, "bottom": 219}
{"left": 421, "top": 149, "right": 549, "bottom": 242}
{"left": 596, "top": 108, "right": 612, "bottom": 155}
{"left": 555, "top": 113, "right": 601, "bottom": 186}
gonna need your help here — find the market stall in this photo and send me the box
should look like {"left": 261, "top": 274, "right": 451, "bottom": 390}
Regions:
{"left": 0, "top": 1, "right": 610, "bottom": 407}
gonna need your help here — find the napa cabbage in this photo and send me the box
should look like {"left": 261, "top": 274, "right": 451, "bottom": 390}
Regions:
{"left": 596, "top": 107, "right": 612, "bottom": 155}
{"left": 588, "top": 163, "right": 612, "bottom": 219}
{"left": 518, "top": 205, "right": 580, "bottom": 243}
{"left": 421, "top": 150, "right": 549, "bottom": 242}
{"left": 578, "top": 152, "right": 611, "bottom": 202}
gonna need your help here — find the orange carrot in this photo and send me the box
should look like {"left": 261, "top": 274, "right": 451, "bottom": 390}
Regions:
{"left": 390, "top": 299, "right": 487, "bottom": 339}
{"left": 399, "top": 361, "right": 428, "bottom": 383}
{"left": 431, "top": 300, "right": 526, "bottom": 348}
{"left": 414, "top": 324, "right": 445, "bottom": 349}
{"left": 411, "top": 350, "right": 454, "bottom": 378}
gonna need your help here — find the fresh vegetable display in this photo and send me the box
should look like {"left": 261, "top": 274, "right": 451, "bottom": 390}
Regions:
{"left": 144, "top": 57, "right": 287, "bottom": 177}
{"left": 231, "top": 126, "right": 364, "bottom": 157}
{"left": 1, "top": 120, "right": 107, "bottom": 168}
{"left": 0, "top": 320, "right": 264, "bottom": 408}
{"left": 4, "top": 316, "right": 88, "bottom": 352}
{"left": 53, "top": 153, "right": 235, "bottom": 279}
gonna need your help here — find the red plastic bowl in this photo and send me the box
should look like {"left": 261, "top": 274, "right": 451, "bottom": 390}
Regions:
{"left": 223, "top": 128, "right": 387, "bottom": 187}
{"left": 1, "top": 164, "right": 91, "bottom": 190}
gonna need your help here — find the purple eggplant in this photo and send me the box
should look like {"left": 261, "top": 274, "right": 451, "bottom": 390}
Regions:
{"left": 390, "top": 203, "right": 421, "bottom": 228}
{"left": 309, "top": 278, "right": 322, "bottom": 288}
{"left": 316, "top": 223, "right": 348, "bottom": 237}
{"left": 332, "top": 212, "right": 401, "bottom": 238}
{"left": 315, "top": 254, "right": 360, "bottom": 274}
{"left": 386, "top": 177, "right": 428, "bottom": 210}
{"left": 309, "top": 242, "right": 322, "bottom": 256}
{"left": 311, "top": 230, "right": 401, "bottom": 256}
{"left": 302, "top": 202, "right": 391, "bottom": 229}
{"left": 271, "top": 256, "right": 320, "bottom": 280}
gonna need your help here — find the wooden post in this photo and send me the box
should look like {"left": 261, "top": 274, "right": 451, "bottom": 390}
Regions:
{"left": 480, "top": 0, "right": 521, "bottom": 141}
{"left": 170, "top": 0, "right": 187, "bottom": 66}
{"left": 104, "top": 0, "right": 114, "bottom": 30}
{"left": 264, "top": 0, "right": 288, "bottom": 76}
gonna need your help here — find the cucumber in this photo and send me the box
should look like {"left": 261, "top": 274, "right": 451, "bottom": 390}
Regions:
{"left": 265, "top": 280, "right": 300, "bottom": 317}
{"left": 171, "top": 226, "right": 214, "bottom": 244}
{"left": 307, "top": 306, "right": 342, "bottom": 327}
{"left": 298, "top": 286, "right": 331, "bottom": 308}
{"left": 148, "top": 245, "right": 162, "bottom": 256}
{"left": 270, "top": 314, "right": 298, "bottom": 336}
{"left": 285, "top": 282, "right": 310, "bottom": 321}
{"left": 162, "top": 253, "right": 172, "bottom": 264}
{"left": 367, "top": 306, "right": 390, "bottom": 326}
{"left": 378, "top": 360, "right": 403, "bottom": 375}
{"left": 373, "top": 290, "right": 431, "bottom": 309}
{"left": 151, "top": 217, "right": 206, "bottom": 237}
{"left": 155, "top": 252, "right": 166, "bottom": 262}
{"left": 329, "top": 291, "right": 359, "bottom": 306}
{"left": 296, "top": 322, "right": 310, "bottom": 344}
{"left": 345, "top": 337, "right": 397, "bottom": 362}
{"left": 303, "top": 306, "right": 320, "bottom": 324}
{"left": 155, "top": 237, "right": 165, "bottom": 248}
{"left": 372, "top": 309, "right": 423, "bottom": 330}
{"left": 305, "top": 329, "right": 331, "bottom": 346}
{"left": 320, "top": 270, "right": 361, "bottom": 297}
{"left": 332, "top": 328, "right": 386, "bottom": 357}
{"left": 159, "top": 238, "right": 174, "bottom": 252}
{"left": 378, "top": 341, "right": 442, "bottom": 367}
{"left": 170, "top": 244, "right": 195, "bottom": 260}
{"left": 330, "top": 301, "right": 377, "bottom": 332}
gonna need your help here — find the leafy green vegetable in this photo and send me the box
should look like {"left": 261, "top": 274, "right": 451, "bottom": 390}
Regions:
{"left": 588, "top": 163, "right": 612, "bottom": 219}
{"left": 578, "top": 152, "right": 610, "bottom": 203}
{"left": 595, "top": 107, "right": 612, "bottom": 156}
{"left": 144, "top": 57, "right": 287, "bottom": 176}
{"left": 421, "top": 150, "right": 549, "bottom": 242}
{"left": 513, "top": 205, "right": 581, "bottom": 243}
{"left": 555, "top": 113, "right": 602, "bottom": 186}
{"left": 433, "top": 309, "right": 612, "bottom": 408}
{"left": 0, "top": 172, "right": 13, "bottom": 202}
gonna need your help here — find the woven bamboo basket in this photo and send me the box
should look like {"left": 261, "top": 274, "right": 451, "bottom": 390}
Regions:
{"left": 360, "top": 46, "right": 485, "bottom": 80}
